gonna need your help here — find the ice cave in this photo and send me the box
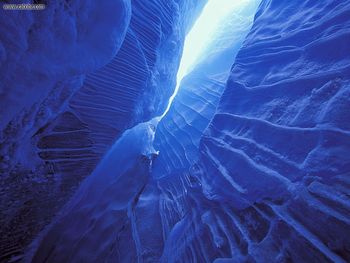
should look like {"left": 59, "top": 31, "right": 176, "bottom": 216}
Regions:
{"left": 0, "top": 0, "right": 350, "bottom": 262}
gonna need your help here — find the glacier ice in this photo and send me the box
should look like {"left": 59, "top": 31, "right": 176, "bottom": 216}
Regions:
{"left": 29, "top": 120, "right": 158, "bottom": 262}
{"left": 1, "top": 0, "right": 350, "bottom": 262}
{"left": 0, "top": 0, "right": 131, "bottom": 130}
{"left": 161, "top": 0, "right": 258, "bottom": 118}
{"left": 0, "top": 0, "right": 205, "bottom": 260}
{"left": 162, "top": 0, "right": 350, "bottom": 262}
{"left": 154, "top": 0, "right": 261, "bottom": 179}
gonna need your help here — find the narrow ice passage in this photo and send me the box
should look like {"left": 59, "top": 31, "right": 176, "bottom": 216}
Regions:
{"left": 151, "top": 0, "right": 261, "bottom": 179}
{"left": 3, "top": 0, "right": 350, "bottom": 261}
{"left": 160, "top": 0, "right": 258, "bottom": 118}
{"left": 27, "top": 1, "right": 261, "bottom": 261}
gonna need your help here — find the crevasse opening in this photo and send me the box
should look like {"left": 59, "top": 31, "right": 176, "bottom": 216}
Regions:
{"left": 160, "top": 0, "right": 256, "bottom": 119}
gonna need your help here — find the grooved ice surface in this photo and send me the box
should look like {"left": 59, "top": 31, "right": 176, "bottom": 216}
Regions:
{"left": 0, "top": 0, "right": 205, "bottom": 261}
{"left": 172, "top": 1, "right": 350, "bottom": 262}
{"left": 0, "top": 0, "right": 131, "bottom": 130}
{"left": 31, "top": 120, "right": 158, "bottom": 262}
{"left": 0, "top": 0, "right": 131, "bottom": 260}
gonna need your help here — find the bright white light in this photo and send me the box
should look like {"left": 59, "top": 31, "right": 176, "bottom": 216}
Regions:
{"left": 178, "top": 0, "right": 252, "bottom": 80}
{"left": 161, "top": 0, "right": 254, "bottom": 118}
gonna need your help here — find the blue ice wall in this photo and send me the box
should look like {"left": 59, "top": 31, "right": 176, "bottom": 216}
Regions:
{"left": 0, "top": 0, "right": 131, "bottom": 260}
{"left": 0, "top": 0, "right": 205, "bottom": 261}
{"left": 166, "top": 0, "right": 350, "bottom": 262}
{"left": 0, "top": 0, "right": 131, "bottom": 130}
{"left": 29, "top": 120, "right": 159, "bottom": 262}
{"left": 34, "top": 0, "right": 201, "bottom": 188}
